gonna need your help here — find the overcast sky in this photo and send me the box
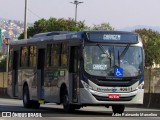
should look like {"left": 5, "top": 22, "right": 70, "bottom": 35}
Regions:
{"left": 0, "top": 0, "right": 160, "bottom": 29}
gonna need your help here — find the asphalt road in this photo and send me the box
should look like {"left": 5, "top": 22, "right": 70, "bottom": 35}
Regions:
{"left": 0, "top": 98, "right": 160, "bottom": 120}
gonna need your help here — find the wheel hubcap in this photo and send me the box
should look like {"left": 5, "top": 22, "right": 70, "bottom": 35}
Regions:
{"left": 64, "top": 94, "right": 69, "bottom": 106}
{"left": 23, "top": 92, "right": 27, "bottom": 104}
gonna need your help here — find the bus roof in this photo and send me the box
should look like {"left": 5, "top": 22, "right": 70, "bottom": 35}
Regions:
{"left": 9, "top": 31, "right": 139, "bottom": 46}
{"left": 32, "top": 31, "right": 75, "bottom": 38}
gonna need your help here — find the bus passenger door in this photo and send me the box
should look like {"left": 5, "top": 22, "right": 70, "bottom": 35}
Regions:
{"left": 37, "top": 49, "right": 45, "bottom": 100}
{"left": 12, "top": 51, "right": 19, "bottom": 97}
{"left": 69, "top": 47, "right": 79, "bottom": 103}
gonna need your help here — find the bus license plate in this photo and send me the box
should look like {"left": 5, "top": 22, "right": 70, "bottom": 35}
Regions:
{"left": 108, "top": 94, "right": 120, "bottom": 99}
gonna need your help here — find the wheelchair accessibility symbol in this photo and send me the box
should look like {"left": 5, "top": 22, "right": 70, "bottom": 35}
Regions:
{"left": 114, "top": 68, "right": 123, "bottom": 77}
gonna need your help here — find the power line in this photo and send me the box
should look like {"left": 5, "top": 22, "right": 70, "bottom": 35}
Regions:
{"left": 27, "top": 9, "right": 41, "bottom": 19}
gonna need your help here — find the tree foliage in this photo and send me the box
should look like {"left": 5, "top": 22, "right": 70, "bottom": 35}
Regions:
{"left": 0, "top": 52, "right": 3, "bottom": 57}
{"left": 91, "top": 23, "right": 114, "bottom": 30}
{"left": 0, "top": 53, "right": 6, "bottom": 72}
{"left": 135, "top": 29, "right": 160, "bottom": 67}
{"left": 19, "top": 18, "right": 87, "bottom": 39}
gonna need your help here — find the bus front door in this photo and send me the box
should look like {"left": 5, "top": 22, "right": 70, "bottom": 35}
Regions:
{"left": 12, "top": 51, "right": 19, "bottom": 97}
{"left": 37, "top": 49, "right": 45, "bottom": 100}
{"left": 69, "top": 47, "right": 79, "bottom": 103}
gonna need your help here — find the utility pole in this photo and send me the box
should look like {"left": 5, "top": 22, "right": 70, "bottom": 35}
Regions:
{"left": 24, "top": 0, "right": 28, "bottom": 39}
{"left": 70, "top": 0, "right": 83, "bottom": 24}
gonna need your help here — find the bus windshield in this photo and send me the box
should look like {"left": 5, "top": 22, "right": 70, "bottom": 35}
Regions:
{"left": 84, "top": 45, "right": 143, "bottom": 77}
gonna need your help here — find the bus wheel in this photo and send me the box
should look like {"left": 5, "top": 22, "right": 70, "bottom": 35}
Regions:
{"left": 62, "top": 89, "right": 74, "bottom": 112}
{"left": 112, "top": 105, "right": 125, "bottom": 114}
{"left": 23, "top": 85, "right": 31, "bottom": 108}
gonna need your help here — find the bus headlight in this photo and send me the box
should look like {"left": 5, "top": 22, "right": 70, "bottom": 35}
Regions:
{"left": 136, "top": 81, "right": 144, "bottom": 90}
{"left": 81, "top": 80, "right": 93, "bottom": 90}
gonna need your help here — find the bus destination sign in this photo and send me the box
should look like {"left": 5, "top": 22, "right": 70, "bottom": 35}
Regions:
{"left": 86, "top": 32, "right": 138, "bottom": 44}
{"left": 103, "top": 34, "right": 121, "bottom": 40}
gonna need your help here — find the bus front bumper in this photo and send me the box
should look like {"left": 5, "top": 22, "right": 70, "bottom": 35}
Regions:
{"left": 79, "top": 88, "right": 144, "bottom": 105}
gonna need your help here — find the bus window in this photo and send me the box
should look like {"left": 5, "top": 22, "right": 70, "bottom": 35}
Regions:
{"left": 33, "top": 46, "right": 37, "bottom": 67}
{"left": 29, "top": 46, "right": 37, "bottom": 67}
{"left": 61, "top": 43, "right": 68, "bottom": 67}
{"left": 51, "top": 44, "right": 61, "bottom": 67}
{"left": 46, "top": 44, "right": 52, "bottom": 67}
{"left": 20, "top": 46, "right": 29, "bottom": 67}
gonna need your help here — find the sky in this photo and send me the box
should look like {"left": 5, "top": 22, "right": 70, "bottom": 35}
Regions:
{"left": 0, "top": 0, "right": 160, "bottom": 29}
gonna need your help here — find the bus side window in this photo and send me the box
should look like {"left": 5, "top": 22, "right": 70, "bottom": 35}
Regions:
{"left": 46, "top": 44, "right": 52, "bottom": 67}
{"left": 20, "top": 46, "right": 29, "bottom": 67}
{"left": 51, "top": 44, "right": 61, "bottom": 67}
{"left": 33, "top": 46, "right": 37, "bottom": 67}
{"left": 61, "top": 43, "right": 68, "bottom": 67}
{"left": 29, "top": 46, "right": 37, "bottom": 67}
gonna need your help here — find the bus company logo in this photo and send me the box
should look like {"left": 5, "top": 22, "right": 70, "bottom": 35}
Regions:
{"left": 2, "top": 112, "right": 42, "bottom": 117}
{"left": 97, "top": 87, "right": 117, "bottom": 92}
{"left": 103, "top": 34, "right": 121, "bottom": 40}
{"left": 2, "top": 112, "right": 11, "bottom": 117}
{"left": 112, "top": 87, "right": 117, "bottom": 92}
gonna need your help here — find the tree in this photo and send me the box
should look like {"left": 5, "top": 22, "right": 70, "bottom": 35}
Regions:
{"left": 0, "top": 53, "right": 6, "bottom": 72}
{"left": 91, "top": 23, "right": 114, "bottom": 30}
{"left": 0, "top": 57, "right": 6, "bottom": 72}
{"left": 19, "top": 18, "right": 87, "bottom": 39}
{"left": 135, "top": 29, "right": 160, "bottom": 107}
{"left": 0, "top": 52, "right": 3, "bottom": 57}
{"left": 135, "top": 29, "right": 160, "bottom": 67}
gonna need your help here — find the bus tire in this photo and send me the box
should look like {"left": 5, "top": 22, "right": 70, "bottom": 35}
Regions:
{"left": 62, "top": 89, "right": 74, "bottom": 112}
{"left": 112, "top": 105, "right": 125, "bottom": 114}
{"left": 23, "top": 85, "right": 31, "bottom": 108}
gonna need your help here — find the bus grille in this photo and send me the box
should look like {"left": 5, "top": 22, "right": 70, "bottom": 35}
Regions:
{"left": 92, "top": 78, "right": 139, "bottom": 87}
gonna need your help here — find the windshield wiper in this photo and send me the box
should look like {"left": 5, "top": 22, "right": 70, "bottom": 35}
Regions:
{"left": 116, "top": 44, "right": 130, "bottom": 67}
{"left": 97, "top": 44, "right": 111, "bottom": 59}
{"left": 119, "top": 44, "right": 130, "bottom": 60}
{"left": 118, "top": 50, "right": 120, "bottom": 67}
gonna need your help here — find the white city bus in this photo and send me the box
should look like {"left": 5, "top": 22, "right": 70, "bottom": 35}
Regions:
{"left": 7, "top": 31, "right": 144, "bottom": 113}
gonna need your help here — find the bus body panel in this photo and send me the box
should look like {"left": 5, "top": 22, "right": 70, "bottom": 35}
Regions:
{"left": 7, "top": 71, "right": 13, "bottom": 98}
{"left": 44, "top": 69, "right": 69, "bottom": 103}
{"left": 17, "top": 69, "right": 37, "bottom": 100}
